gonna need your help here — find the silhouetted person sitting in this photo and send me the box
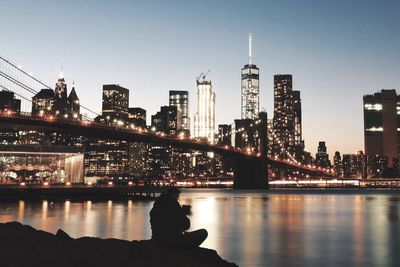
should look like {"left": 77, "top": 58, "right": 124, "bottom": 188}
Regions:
{"left": 150, "top": 187, "right": 208, "bottom": 251}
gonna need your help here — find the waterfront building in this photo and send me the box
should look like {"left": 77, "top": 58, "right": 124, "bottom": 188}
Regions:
{"left": 147, "top": 144, "right": 172, "bottom": 178}
{"left": 128, "top": 107, "right": 146, "bottom": 127}
{"left": 128, "top": 142, "right": 149, "bottom": 177}
{"left": 169, "top": 90, "right": 189, "bottom": 131}
{"left": 315, "top": 141, "right": 331, "bottom": 168}
{"left": 364, "top": 89, "right": 399, "bottom": 169}
{"left": 127, "top": 107, "right": 148, "bottom": 177}
{"left": 0, "top": 144, "right": 84, "bottom": 184}
{"left": 148, "top": 106, "right": 183, "bottom": 177}
{"left": 338, "top": 151, "right": 393, "bottom": 179}
{"left": 241, "top": 33, "right": 260, "bottom": 120}
{"left": 342, "top": 151, "right": 366, "bottom": 178}
{"left": 102, "top": 84, "right": 129, "bottom": 120}
{"left": 86, "top": 84, "right": 130, "bottom": 177}
{"left": 193, "top": 79, "right": 215, "bottom": 143}
{"left": 84, "top": 139, "right": 129, "bottom": 177}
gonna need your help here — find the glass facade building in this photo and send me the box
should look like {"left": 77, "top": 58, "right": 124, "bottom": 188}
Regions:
{"left": 169, "top": 90, "right": 189, "bottom": 131}
{"left": 241, "top": 33, "right": 260, "bottom": 120}
{"left": 363, "top": 89, "right": 399, "bottom": 168}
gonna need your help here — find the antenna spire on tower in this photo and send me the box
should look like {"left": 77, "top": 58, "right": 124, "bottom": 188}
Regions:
{"left": 59, "top": 61, "right": 64, "bottom": 79}
{"left": 248, "top": 33, "right": 252, "bottom": 64}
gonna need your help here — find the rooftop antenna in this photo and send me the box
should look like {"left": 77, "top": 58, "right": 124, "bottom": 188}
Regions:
{"left": 248, "top": 33, "right": 252, "bottom": 64}
{"left": 59, "top": 61, "right": 64, "bottom": 79}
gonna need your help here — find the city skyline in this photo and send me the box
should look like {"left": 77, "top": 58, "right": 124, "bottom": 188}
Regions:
{"left": 1, "top": 0, "right": 400, "bottom": 156}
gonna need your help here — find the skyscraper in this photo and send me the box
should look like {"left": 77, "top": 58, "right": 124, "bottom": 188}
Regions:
{"left": 86, "top": 84, "right": 130, "bottom": 177}
{"left": 315, "top": 141, "right": 331, "bottom": 168}
{"left": 54, "top": 72, "right": 68, "bottom": 114}
{"left": 169, "top": 90, "right": 189, "bottom": 131}
{"left": 272, "top": 74, "right": 294, "bottom": 156}
{"left": 102, "top": 84, "right": 129, "bottom": 120}
{"left": 364, "top": 89, "right": 399, "bottom": 168}
{"left": 333, "top": 151, "right": 343, "bottom": 177}
{"left": 241, "top": 33, "right": 260, "bottom": 119}
{"left": 292, "top": 90, "right": 302, "bottom": 146}
{"left": 194, "top": 79, "right": 215, "bottom": 143}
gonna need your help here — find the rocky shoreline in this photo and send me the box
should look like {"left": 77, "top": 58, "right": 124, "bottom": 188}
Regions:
{"left": 0, "top": 222, "right": 237, "bottom": 267}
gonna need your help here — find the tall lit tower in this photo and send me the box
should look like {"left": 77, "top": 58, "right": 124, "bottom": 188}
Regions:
{"left": 241, "top": 33, "right": 260, "bottom": 119}
{"left": 364, "top": 89, "right": 399, "bottom": 167}
{"left": 194, "top": 73, "right": 215, "bottom": 143}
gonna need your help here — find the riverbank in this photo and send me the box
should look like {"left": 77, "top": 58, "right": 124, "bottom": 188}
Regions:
{"left": 0, "top": 222, "right": 237, "bottom": 267}
{"left": 0, "top": 184, "right": 161, "bottom": 200}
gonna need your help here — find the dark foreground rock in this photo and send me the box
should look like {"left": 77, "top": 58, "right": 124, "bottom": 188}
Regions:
{"left": 0, "top": 222, "right": 238, "bottom": 267}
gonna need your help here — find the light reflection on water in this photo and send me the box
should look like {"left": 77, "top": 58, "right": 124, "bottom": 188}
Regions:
{"left": 0, "top": 189, "right": 400, "bottom": 267}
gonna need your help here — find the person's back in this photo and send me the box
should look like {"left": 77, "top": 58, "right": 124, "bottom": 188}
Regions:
{"left": 150, "top": 192, "right": 190, "bottom": 240}
{"left": 150, "top": 188, "right": 208, "bottom": 250}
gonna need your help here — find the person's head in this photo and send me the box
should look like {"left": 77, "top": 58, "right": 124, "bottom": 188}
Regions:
{"left": 165, "top": 187, "right": 181, "bottom": 200}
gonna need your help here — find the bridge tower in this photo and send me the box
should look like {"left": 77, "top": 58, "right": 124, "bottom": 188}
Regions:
{"left": 233, "top": 111, "right": 269, "bottom": 189}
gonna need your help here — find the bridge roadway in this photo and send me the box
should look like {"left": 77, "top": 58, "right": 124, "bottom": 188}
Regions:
{"left": 0, "top": 113, "right": 333, "bottom": 188}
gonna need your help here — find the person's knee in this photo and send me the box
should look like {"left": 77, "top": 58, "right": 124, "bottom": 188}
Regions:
{"left": 199, "top": 229, "right": 208, "bottom": 239}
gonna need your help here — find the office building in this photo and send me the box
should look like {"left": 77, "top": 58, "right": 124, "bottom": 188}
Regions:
{"left": 151, "top": 106, "right": 182, "bottom": 135}
{"left": 333, "top": 151, "right": 343, "bottom": 176}
{"left": 128, "top": 107, "right": 146, "bottom": 127}
{"left": 32, "top": 89, "right": 55, "bottom": 116}
{"left": 86, "top": 84, "right": 130, "bottom": 177}
{"left": 193, "top": 79, "right": 215, "bottom": 143}
{"left": 169, "top": 90, "right": 189, "bottom": 131}
{"left": 102, "top": 84, "right": 129, "bottom": 120}
{"left": 315, "top": 141, "right": 331, "bottom": 168}
{"left": 273, "top": 74, "right": 295, "bottom": 152}
{"left": 0, "top": 90, "right": 21, "bottom": 114}
{"left": 292, "top": 90, "right": 302, "bottom": 146}
{"left": 364, "top": 89, "right": 399, "bottom": 168}
{"left": 241, "top": 33, "right": 260, "bottom": 119}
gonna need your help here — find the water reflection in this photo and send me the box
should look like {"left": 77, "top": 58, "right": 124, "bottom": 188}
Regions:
{"left": 0, "top": 190, "right": 400, "bottom": 267}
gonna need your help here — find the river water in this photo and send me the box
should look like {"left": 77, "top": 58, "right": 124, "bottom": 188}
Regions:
{"left": 1, "top": 189, "right": 400, "bottom": 267}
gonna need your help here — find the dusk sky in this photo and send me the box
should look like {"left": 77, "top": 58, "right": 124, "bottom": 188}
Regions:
{"left": 1, "top": 0, "right": 400, "bottom": 156}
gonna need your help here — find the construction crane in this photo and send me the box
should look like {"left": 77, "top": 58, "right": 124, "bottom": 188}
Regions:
{"left": 202, "top": 69, "right": 211, "bottom": 80}
{"left": 196, "top": 72, "right": 204, "bottom": 82}
{"left": 196, "top": 69, "right": 211, "bottom": 83}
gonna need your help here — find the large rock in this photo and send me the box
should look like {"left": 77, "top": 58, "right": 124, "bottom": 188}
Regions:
{"left": 0, "top": 222, "right": 237, "bottom": 267}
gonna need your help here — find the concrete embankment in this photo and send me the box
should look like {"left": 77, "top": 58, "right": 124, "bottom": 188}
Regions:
{"left": 0, "top": 222, "right": 237, "bottom": 267}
